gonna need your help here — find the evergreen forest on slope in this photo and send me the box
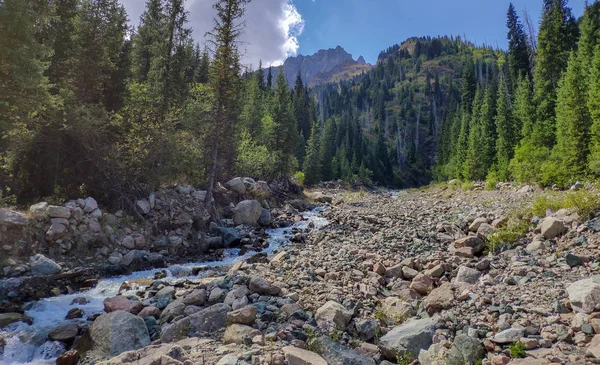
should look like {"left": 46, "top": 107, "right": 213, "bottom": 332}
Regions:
{"left": 1, "top": 0, "right": 600, "bottom": 208}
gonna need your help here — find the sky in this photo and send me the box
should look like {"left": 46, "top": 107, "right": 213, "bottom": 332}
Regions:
{"left": 120, "top": 0, "right": 587, "bottom": 68}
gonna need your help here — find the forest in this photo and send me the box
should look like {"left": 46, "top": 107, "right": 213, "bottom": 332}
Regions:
{"left": 1, "top": 0, "right": 600, "bottom": 209}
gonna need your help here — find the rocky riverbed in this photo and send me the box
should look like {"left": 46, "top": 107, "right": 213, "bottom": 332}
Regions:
{"left": 4, "top": 182, "right": 600, "bottom": 365}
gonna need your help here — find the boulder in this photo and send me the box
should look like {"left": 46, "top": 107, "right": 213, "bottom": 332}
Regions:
{"left": 423, "top": 283, "right": 453, "bottom": 314}
{"left": 378, "top": 317, "right": 437, "bottom": 360}
{"left": 567, "top": 276, "right": 600, "bottom": 314}
{"left": 217, "top": 227, "right": 241, "bottom": 247}
{"left": 137, "top": 306, "right": 160, "bottom": 319}
{"left": 47, "top": 205, "right": 71, "bottom": 219}
{"left": 541, "top": 217, "right": 565, "bottom": 239}
{"left": 46, "top": 223, "right": 67, "bottom": 241}
{"left": 136, "top": 199, "right": 151, "bottom": 215}
{"left": 29, "top": 202, "right": 49, "bottom": 220}
{"left": 226, "top": 305, "right": 257, "bottom": 326}
{"left": 121, "top": 236, "right": 135, "bottom": 250}
{"left": 469, "top": 218, "right": 488, "bottom": 232}
{"left": 318, "top": 335, "right": 377, "bottom": 365}
{"left": 83, "top": 197, "right": 98, "bottom": 213}
{"left": 30, "top": 254, "right": 61, "bottom": 276}
{"left": 454, "top": 236, "right": 485, "bottom": 254}
{"left": 410, "top": 274, "right": 434, "bottom": 294}
{"left": 0, "top": 313, "right": 24, "bottom": 328}
{"left": 446, "top": 334, "right": 484, "bottom": 365}
{"left": 104, "top": 296, "right": 141, "bottom": 314}
{"left": 90, "top": 311, "right": 150, "bottom": 358}
{"left": 49, "top": 323, "right": 79, "bottom": 341}
{"left": 380, "top": 297, "right": 414, "bottom": 325}
{"left": 258, "top": 209, "right": 272, "bottom": 226}
{"left": 222, "top": 324, "right": 261, "bottom": 345}
{"left": 355, "top": 319, "right": 378, "bottom": 341}
{"left": 56, "top": 350, "right": 79, "bottom": 365}
{"left": 492, "top": 328, "right": 524, "bottom": 344}
{"left": 160, "top": 303, "right": 231, "bottom": 343}
{"left": 588, "top": 334, "right": 600, "bottom": 358}
{"left": 182, "top": 288, "right": 206, "bottom": 306}
{"left": 283, "top": 346, "right": 327, "bottom": 365}
{"left": 315, "top": 301, "right": 353, "bottom": 329}
{"left": 249, "top": 276, "right": 280, "bottom": 295}
{"left": 159, "top": 299, "right": 186, "bottom": 324}
{"left": 154, "top": 286, "right": 175, "bottom": 309}
{"left": 454, "top": 266, "right": 480, "bottom": 285}
{"left": 226, "top": 177, "right": 246, "bottom": 194}
{"left": 233, "top": 200, "right": 263, "bottom": 225}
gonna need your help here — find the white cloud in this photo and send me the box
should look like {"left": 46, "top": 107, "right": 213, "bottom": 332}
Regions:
{"left": 121, "top": 0, "right": 305, "bottom": 69}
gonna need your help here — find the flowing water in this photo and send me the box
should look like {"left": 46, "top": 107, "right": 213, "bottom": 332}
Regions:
{"left": 0, "top": 208, "right": 329, "bottom": 365}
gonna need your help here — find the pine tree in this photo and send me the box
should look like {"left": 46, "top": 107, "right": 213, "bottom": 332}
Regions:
{"left": 303, "top": 123, "right": 322, "bottom": 185}
{"left": 271, "top": 69, "right": 297, "bottom": 175}
{"left": 577, "top": 2, "right": 600, "bottom": 81}
{"left": 506, "top": 3, "right": 531, "bottom": 80}
{"left": 542, "top": 52, "right": 591, "bottom": 186}
{"left": 532, "top": 0, "right": 578, "bottom": 148}
{"left": 589, "top": 45, "right": 600, "bottom": 175}
{"left": 240, "top": 73, "right": 263, "bottom": 139}
{"left": 463, "top": 86, "right": 489, "bottom": 181}
{"left": 205, "top": 0, "right": 249, "bottom": 209}
{"left": 494, "top": 73, "right": 515, "bottom": 181}
{"left": 513, "top": 74, "right": 534, "bottom": 139}
{"left": 46, "top": 0, "right": 79, "bottom": 95}
{"left": 131, "top": 0, "right": 163, "bottom": 83}
{"left": 266, "top": 67, "right": 273, "bottom": 90}
{"left": 257, "top": 60, "right": 265, "bottom": 91}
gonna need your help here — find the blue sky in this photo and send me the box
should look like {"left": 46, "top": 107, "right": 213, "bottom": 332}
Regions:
{"left": 292, "top": 0, "right": 586, "bottom": 64}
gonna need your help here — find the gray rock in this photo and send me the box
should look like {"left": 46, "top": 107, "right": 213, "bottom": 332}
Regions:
{"left": 378, "top": 317, "right": 437, "bottom": 360}
{"left": 469, "top": 218, "right": 488, "bottom": 232}
{"left": 49, "top": 323, "right": 79, "bottom": 341}
{"left": 541, "top": 217, "right": 565, "bottom": 239}
{"left": 121, "top": 236, "right": 135, "bottom": 249}
{"left": 183, "top": 288, "right": 206, "bottom": 306}
{"left": 29, "top": 202, "right": 49, "bottom": 220}
{"left": 226, "top": 177, "right": 246, "bottom": 194}
{"left": 258, "top": 209, "right": 272, "bottom": 226}
{"left": 136, "top": 199, "right": 151, "bottom": 215}
{"left": 154, "top": 286, "right": 175, "bottom": 309}
{"left": 249, "top": 276, "right": 280, "bottom": 295}
{"left": 222, "top": 324, "right": 261, "bottom": 345}
{"left": 46, "top": 223, "right": 67, "bottom": 241}
{"left": 567, "top": 276, "right": 600, "bottom": 313}
{"left": 570, "top": 181, "right": 584, "bottom": 191}
{"left": 161, "top": 303, "right": 231, "bottom": 343}
{"left": 318, "top": 335, "right": 376, "bottom": 365}
{"left": 0, "top": 313, "right": 25, "bottom": 328}
{"left": 91, "top": 311, "right": 150, "bottom": 358}
{"left": 355, "top": 318, "right": 378, "bottom": 341}
{"left": 217, "top": 227, "right": 241, "bottom": 247}
{"left": 492, "top": 328, "right": 524, "bottom": 344}
{"left": 226, "top": 305, "right": 257, "bottom": 326}
{"left": 29, "top": 254, "right": 61, "bottom": 276}
{"left": 315, "top": 301, "right": 353, "bottom": 329}
{"left": 454, "top": 266, "right": 480, "bottom": 285}
{"left": 83, "top": 197, "right": 98, "bottom": 213}
{"left": 159, "top": 299, "right": 186, "bottom": 324}
{"left": 283, "top": 346, "right": 327, "bottom": 365}
{"left": 446, "top": 334, "right": 484, "bottom": 365}
{"left": 233, "top": 200, "right": 263, "bottom": 225}
{"left": 47, "top": 205, "right": 71, "bottom": 219}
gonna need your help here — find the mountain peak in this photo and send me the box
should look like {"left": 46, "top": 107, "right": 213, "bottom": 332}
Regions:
{"left": 357, "top": 56, "right": 366, "bottom": 65}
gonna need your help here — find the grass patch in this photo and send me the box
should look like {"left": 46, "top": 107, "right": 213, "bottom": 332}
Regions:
{"left": 509, "top": 342, "right": 526, "bottom": 358}
{"left": 486, "top": 206, "right": 532, "bottom": 253}
{"left": 532, "top": 190, "right": 600, "bottom": 219}
{"left": 396, "top": 353, "right": 412, "bottom": 365}
{"left": 461, "top": 181, "right": 475, "bottom": 191}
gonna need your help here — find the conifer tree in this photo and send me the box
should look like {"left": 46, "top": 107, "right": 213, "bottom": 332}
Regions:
{"left": 271, "top": 69, "right": 297, "bottom": 175}
{"left": 589, "top": 45, "right": 600, "bottom": 175}
{"left": 506, "top": 3, "right": 531, "bottom": 81}
{"left": 543, "top": 52, "right": 591, "bottom": 186}
{"left": 303, "top": 123, "right": 322, "bottom": 185}
{"left": 494, "top": 74, "right": 515, "bottom": 181}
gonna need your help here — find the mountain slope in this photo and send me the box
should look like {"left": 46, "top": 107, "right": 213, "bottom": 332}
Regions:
{"left": 271, "top": 46, "right": 373, "bottom": 86}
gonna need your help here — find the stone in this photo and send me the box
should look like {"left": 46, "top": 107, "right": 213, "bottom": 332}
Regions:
{"left": 258, "top": 209, "right": 272, "bottom": 226}
{"left": 570, "top": 181, "right": 584, "bottom": 191}
{"left": 541, "top": 217, "right": 565, "bottom": 239}
{"left": 418, "top": 343, "right": 450, "bottom": 365}
{"left": 217, "top": 227, "right": 241, "bottom": 247}
{"left": 121, "top": 236, "right": 135, "bottom": 249}
{"left": 226, "top": 305, "right": 257, "bottom": 325}
{"left": 378, "top": 317, "right": 437, "bottom": 360}
{"left": 208, "top": 287, "right": 226, "bottom": 304}
{"left": 159, "top": 299, "right": 186, "bottom": 324}
{"left": 108, "top": 252, "right": 123, "bottom": 265}
{"left": 154, "top": 286, "right": 175, "bottom": 309}
{"left": 29, "top": 202, "right": 49, "bottom": 220}
{"left": 160, "top": 303, "right": 231, "bottom": 343}
{"left": 401, "top": 266, "right": 418, "bottom": 279}
{"left": 423, "top": 283, "right": 453, "bottom": 315}
{"left": 282, "top": 346, "right": 327, "bottom": 365}
{"left": 492, "top": 328, "right": 524, "bottom": 344}
{"left": 476, "top": 223, "right": 494, "bottom": 236}
{"left": 226, "top": 177, "right": 246, "bottom": 194}
{"left": 565, "top": 252, "right": 584, "bottom": 267}
{"left": 355, "top": 318, "right": 378, "bottom": 341}
{"left": 233, "top": 200, "right": 263, "bottom": 226}
{"left": 455, "top": 266, "right": 480, "bottom": 285}
{"left": 567, "top": 276, "right": 600, "bottom": 314}
{"left": 0, "top": 313, "right": 24, "bottom": 328}
{"left": 249, "top": 276, "right": 280, "bottom": 295}
{"left": 65, "top": 308, "right": 84, "bottom": 319}
{"left": 380, "top": 297, "right": 414, "bottom": 325}
{"left": 373, "top": 262, "right": 386, "bottom": 275}
{"left": 182, "top": 288, "right": 206, "bottom": 306}
{"left": 138, "top": 306, "right": 160, "bottom": 319}
{"left": 384, "top": 264, "right": 403, "bottom": 278}
{"left": 83, "top": 197, "right": 98, "bottom": 213}
{"left": 49, "top": 323, "right": 79, "bottom": 341}
{"left": 90, "top": 311, "right": 150, "bottom": 357}
{"left": 136, "top": 199, "right": 151, "bottom": 215}
{"left": 446, "top": 334, "right": 484, "bottom": 365}
{"left": 588, "top": 334, "right": 600, "bottom": 358}
{"left": 315, "top": 301, "right": 353, "bottom": 329}
{"left": 454, "top": 236, "right": 485, "bottom": 253}
{"left": 56, "top": 350, "right": 79, "bottom": 365}
{"left": 47, "top": 205, "right": 71, "bottom": 219}
{"left": 46, "top": 223, "right": 67, "bottom": 241}
{"left": 222, "top": 324, "right": 261, "bottom": 345}
{"left": 469, "top": 217, "right": 488, "bottom": 232}
{"left": 29, "top": 254, "right": 61, "bottom": 276}
{"left": 318, "top": 335, "right": 376, "bottom": 365}
{"left": 410, "top": 273, "right": 434, "bottom": 294}
{"left": 104, "top": 296, "right": 141, "bottom": 314}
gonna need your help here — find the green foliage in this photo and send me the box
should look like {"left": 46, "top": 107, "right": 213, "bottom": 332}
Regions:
{"left": 396, "top": 353, "right": 412, "bottom": 365}
{"left": 509, "top": 342, "right": 526, "bottom": 358}
{"left": 532, "top": 190, "right": 600, "bottom": 218}
{"left": 235, "top": 131, "right": 279, "bottom": 181}
{"left": 293, "top": 171, "right": 305, "bottom": 186}
{"left": 461, "top": 181, "right": 475, "bottom": 191}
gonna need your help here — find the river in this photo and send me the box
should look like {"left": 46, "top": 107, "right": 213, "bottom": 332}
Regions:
{"left": 0, "top": 208, "right": 329, "bottom": 365}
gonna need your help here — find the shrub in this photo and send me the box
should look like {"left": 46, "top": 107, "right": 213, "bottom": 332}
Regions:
{"left": 532, "top": 190, "right": 600, "bottom": 218}
{"left": 509, "top": 342, "right": 526, "bottom": 358}
{"left": 293, "top": 171, "right": 305, "bottom": 186}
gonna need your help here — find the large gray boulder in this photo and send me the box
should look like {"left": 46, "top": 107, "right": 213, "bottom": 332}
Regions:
{"left": 30, "top": 254, "right": 61, "bottom": 276}
{"left": 567, "top": 276, "right": 600, "bottom": 313}
{"left": 541, "top": 217, "right": 565, "bottom": 239}
{"left": 378, "top": 317, "right": 437, "bottom": 360}
{"left": 91, "top": 311, "right": 150, "bottom": 358}
{"left": 29, "top": 202, "right": 49, "bottom": 220}
{"left": 161, "top": 303, "right": 231, "bottom": 343}
{"left": 233, "top": 200, "right": 263, "bottom": 225}
{"left": 446, "top": 334, "right": 484, "bottom": 365}
{"left": 315, "top": 301, "right": 353, "bottom": 329}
